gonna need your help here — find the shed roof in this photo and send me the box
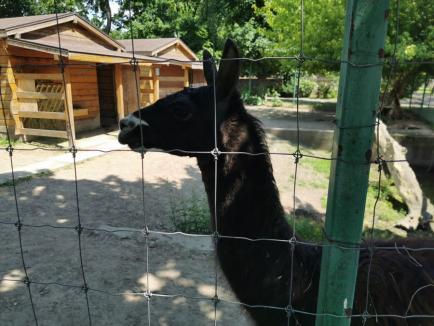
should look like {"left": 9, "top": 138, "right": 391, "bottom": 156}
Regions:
{"left": 7, "top": 38, "right": 167, "bottom": 64}
{"left": 0, "top": 13, "right": 124, "bottom": 51}
{"left": 118, "top": 38, "right": 198, "bottom": 61}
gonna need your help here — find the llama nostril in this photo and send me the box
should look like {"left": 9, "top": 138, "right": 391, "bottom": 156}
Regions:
{"left": 119, "top": 118, "right": 128, "bottom": 130}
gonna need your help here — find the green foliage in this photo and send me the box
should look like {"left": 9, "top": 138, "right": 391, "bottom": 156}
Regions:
{"left": 286, "top": 214, "right": 324, "bottom": 242}
{"left": 316, "top": 74, "right": 339, "bottom": 99}
{"left": 242, "top": 94, "right": 264, "bottom": 106}
{"left": 298, "top": 79, "right": 316, "bottom": 98}
{"left": 170, "top": 193, "right": 211, "bottom": 234}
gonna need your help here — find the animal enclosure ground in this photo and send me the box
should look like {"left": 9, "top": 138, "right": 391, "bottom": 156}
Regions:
{"left": 1, "top": 107, "right": 432, "bottom": 325}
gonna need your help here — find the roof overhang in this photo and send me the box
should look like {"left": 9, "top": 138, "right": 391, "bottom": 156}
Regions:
{"left": 6, "top": 38, "right": 165, "bottom": 64}
{"left": 3, "top": 13, "right": 125, "bottom": 52}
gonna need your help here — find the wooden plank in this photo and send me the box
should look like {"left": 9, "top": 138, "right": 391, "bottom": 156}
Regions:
{"left": 14, "top": 73, "right": 63, "bottom": 81}
{"left": 69, "top": 53, "right": 131, "bottom": 64}
{"left": 159, "top": 76, "right": 185, "bottom": 82}
{"left": 63, "top": 67, "right": 76, "bottom": 145}
{"left": 18, "top": 111, "right": 66, "bottom": 120}
{"left": 73, "top": 108, "right": 88, "bottom": 117}
{"left": 152, "top": 67, "right": 160, "bottom": 102}
{"left": 115, "top": 64, "right": 124, "bottom": 121}
{"left": 141, "top": 89, "right": 154, "bottom": 94}
{"left": 20, "top": 128, "right": 68, "bottom": 138}
{"left": 16, "top": 91, "right": 64, "bottom": 100}
{"left": 70, "top": 75, "right": 98, "bottom": 83}
{"left": 183, "top": 68, "right": 189, "bottom": 88}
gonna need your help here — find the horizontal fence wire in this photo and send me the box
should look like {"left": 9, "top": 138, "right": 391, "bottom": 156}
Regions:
{"left": 1, "top": 0, "right": 433, "bottom": 324}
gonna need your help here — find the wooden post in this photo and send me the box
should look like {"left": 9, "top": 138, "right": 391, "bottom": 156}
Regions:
{"left": 63, "top": 67, "right": 76, "bottom": 146}
{"left": 6, "top": 58, "right": 23, "bottom": 137}
{"left": 153, "top": 66, "right": 160, "bottom": 102}
{"left": 315, "top": 1, "right": 389, "bottom": 325}
{"left": 114, "top": 64, "right": 124, "bottom": 121}
{"left": 183, "top": 67, "right": 190, "bottom": 88}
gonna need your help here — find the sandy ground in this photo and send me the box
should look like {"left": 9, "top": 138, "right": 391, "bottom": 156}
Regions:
{"left": 0, "top": 128, "right": 329, "bottom": 326}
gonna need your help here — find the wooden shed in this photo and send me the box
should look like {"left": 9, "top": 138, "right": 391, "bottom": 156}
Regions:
{"left": 0, "top": 13, "right": 203, "bottom": 144}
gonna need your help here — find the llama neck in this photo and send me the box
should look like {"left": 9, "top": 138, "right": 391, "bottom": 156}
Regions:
{"left": 197, "top": 113, "right": 292, "bottom": 240}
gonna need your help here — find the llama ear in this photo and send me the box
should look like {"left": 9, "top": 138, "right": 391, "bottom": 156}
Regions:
{"left": 216, "top": 39, "right": 240, "bottom": 99}
{"left": 203, "top": 49, "right": 217, "bottom": 86}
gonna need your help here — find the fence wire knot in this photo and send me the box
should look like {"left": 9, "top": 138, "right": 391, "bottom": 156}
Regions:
{"left": 6, "top": 144, "right": 14, "bottom": 157}
{"left": 69, "top": 146, "right": 78, "bottom": 158}
{"left": 75, "top": 224, "right": 83, "bottom": 235}
{"left": 14, "top": 221, "right": 23, "bottom": 231}
{"left": 362, "top": 310, "right": 370, "bottom": 323}
{"left": 295, "top": 53, "right": 306, "bottom": 66}
{"left": 24, "top": 276, "right": 31, "bottom": 287}
{"left": 142, "top": 226, "right": 150, "bottom": 237}
{"left": 144, "top": 291, "right": 152, "bottom": 301}
{"left": 374, "top": 157, "right": 384, "bottom": 171}
{"left": 211, "top": 148, "right": 221, "bottom": 161}
{"left": 292, "top": 150, "right": 303, "bottom": 164}
{"left": 286, "top": 304, "right": 294, "bottom": 318}
{"left": 129, "top": 58, "right": 139, "bottom": 71}
{"left": 82, "top": 284, "right": 89, "bottom": 294}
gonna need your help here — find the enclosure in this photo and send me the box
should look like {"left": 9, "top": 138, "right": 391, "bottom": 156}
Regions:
{"left": 1, "top": 1, "right": 434, "bottom": 326}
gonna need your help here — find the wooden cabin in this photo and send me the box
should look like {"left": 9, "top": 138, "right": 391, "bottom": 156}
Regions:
{"left": 0, "top": 13, "right": 204, "bottom": 144}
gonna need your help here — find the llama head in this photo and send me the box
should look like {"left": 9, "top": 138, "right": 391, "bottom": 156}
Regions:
{"left": 118, "top": 39, "right": 240, "bottom": 155}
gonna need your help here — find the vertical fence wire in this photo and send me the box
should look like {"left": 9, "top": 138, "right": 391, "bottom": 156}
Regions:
{"left": 287, "top": 1, "right": 305, "bottom": 324}
{"left": 53, "top": 10, "right": 93, "bottom": 326}
{"left": 127, "top": 1, "right": 152, "bottom": 324}
{"left": 0, "top": 66, "right": 39, "bottom": 326}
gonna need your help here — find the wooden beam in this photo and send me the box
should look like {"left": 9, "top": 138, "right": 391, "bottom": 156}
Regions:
{"left": 16, "top": 91, "right": 64, "bottom": 100}
{"left": 20, "top": 128, "right": 68, "bottom": 138}
{"left": 183, "top": 67, "right": 189, "bottom": 88}
{"left": 69, "top": 53, "right": 134, "bottom": 64}
{"left": 63, "top": 67, "right": 76, "bottom": 145}
{"left": 18, "top": 111, "right": 66, "bottom": 120}
{"left": 14, "top": 73, "right": 63, "bottom": 81}
{"left": 5, "top": 58, "right": 23, "bottom": 136}
{"left": 159, "top": 76, "right": 186, "bottom": 83}
{"left": 153, "top": 67, "right": 160, "bottom": 102}
{"left": 114, "top": 64, "right": 125, "bottom": 121}
{"left": 73, "top": 108, "right": 88, "bottom": 117}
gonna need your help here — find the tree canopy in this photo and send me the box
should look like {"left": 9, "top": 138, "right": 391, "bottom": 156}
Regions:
{"left": 0, "top": 0, "right": 432, "bottom": 106}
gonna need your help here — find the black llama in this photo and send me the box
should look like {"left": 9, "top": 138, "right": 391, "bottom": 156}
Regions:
{"left": 119, "top": 40, "right": 434, "bottom": 325}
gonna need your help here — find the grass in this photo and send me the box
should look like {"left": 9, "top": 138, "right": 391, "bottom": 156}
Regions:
{"left": 0, "top": 136, "right": 19, "bottom": 147}
{"left": 170, "top": 192, "right": 211, "bottom": 234}
{"left": 0, "top": 171, "right": 54, "bottom": 187}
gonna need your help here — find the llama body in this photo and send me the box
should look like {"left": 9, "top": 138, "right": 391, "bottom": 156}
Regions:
{"left": 119, "top": 40, "right": 434, "bottom": 325}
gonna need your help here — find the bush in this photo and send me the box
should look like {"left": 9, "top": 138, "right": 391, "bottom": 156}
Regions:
{"left": 298, "top": 79, "right": 316, "bottom": 97}
{"left": 270, "top": 98, "right": 283, "bottom": 107}
{"left": 316, "top": 75, "right": 339, "bottom": 99}
{"left": 242, "top": 94, "right": 264, "bottom": 106}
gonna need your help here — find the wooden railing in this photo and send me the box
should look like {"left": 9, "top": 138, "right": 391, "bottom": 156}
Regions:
{"left": 13, "top": 72, "right": 79, "bottom": 143}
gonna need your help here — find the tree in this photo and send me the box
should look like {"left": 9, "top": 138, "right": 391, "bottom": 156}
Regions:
{"left": 257, "top": 0, "right": 434, "bottom": 113}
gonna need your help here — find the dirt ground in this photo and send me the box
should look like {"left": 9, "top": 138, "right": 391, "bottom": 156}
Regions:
{"left": 1, "top": 130, "right": 327, "bottom": 326}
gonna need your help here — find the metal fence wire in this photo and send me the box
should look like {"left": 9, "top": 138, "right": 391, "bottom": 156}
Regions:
{"left": 1, "top": 0, "right": 434, "bottom": 325}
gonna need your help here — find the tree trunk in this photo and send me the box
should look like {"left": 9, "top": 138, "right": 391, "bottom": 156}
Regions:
{"left": 376, "top": 121, "right": 434, "bottom": 231}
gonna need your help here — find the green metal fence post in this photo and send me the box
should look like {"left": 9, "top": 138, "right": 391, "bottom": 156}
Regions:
{"left": 315, "top": 1, "right": 389, "bottom": 325}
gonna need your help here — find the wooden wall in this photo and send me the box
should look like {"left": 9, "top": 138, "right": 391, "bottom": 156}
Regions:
{"left": 159, "top": 65, "right": 185, "bottom": 98}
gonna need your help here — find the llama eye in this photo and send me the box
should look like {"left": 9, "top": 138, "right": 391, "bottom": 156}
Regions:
{"left": 173, "top": 106, "right": 192, "bottom": 121}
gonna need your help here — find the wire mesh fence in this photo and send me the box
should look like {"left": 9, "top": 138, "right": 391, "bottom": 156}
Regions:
{"left": 1, "top": 0, "right": 434, "bottom": 325}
